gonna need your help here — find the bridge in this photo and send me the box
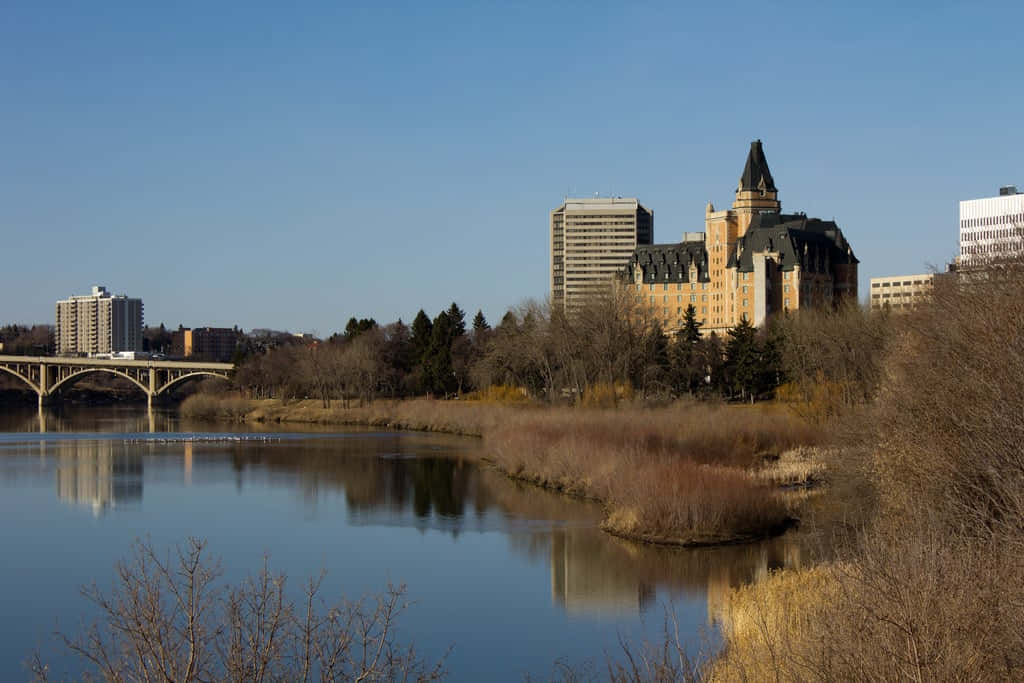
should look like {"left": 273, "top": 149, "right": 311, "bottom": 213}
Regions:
{"left": 0, "top": 355, "right": 234, "bottom": 408}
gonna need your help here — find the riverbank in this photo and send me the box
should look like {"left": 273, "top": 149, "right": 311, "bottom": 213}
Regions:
{"left": 181, "top": 395, "right": 825, "bottom": 548}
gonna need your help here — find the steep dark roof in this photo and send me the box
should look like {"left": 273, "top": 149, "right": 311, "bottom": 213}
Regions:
{"left": 727, "top": 213, "right": 859, "bottom": 273}
{"left": 626, "top": 240, "right": 710, "bottom": 284}
{"left": 739, "top": 140, "right": 777, "bottom": 193}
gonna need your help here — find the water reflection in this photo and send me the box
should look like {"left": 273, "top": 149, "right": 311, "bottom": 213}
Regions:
{"left": 2, "top": 421, "right": 804, "bottom": 619}
{"left": 213, "top": 435, "right": 803, "bottom": 618}
{"left": 51, "top": 440, "right": 143, "bottom": 516}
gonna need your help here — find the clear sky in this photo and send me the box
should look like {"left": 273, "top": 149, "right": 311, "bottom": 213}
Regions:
{"left": 2, "top": 1, "right": 1020, "bottom": 335}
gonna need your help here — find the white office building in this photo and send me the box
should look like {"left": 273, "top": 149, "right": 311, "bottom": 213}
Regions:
{"left": 56, "top": 285, "right": 144, "bottom": 356}
{"left": 550, "top": 197, "right": 653, "bottom": 308}
{"left": 958, "top": 186, "right": 1024, "bottom": 266}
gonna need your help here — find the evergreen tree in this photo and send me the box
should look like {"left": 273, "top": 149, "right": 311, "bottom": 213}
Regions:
{"left": 447, "top": 302, "right": 466, "bottom": 338}
{"left": 425, "top": 311, "right": 456, "bottom": 395}
{"left": 699, "top": 331, "right": 726, "bottom": 395}
{"left": 725, "top": 317, "right": 761, "bottom": 402}
{"left": 472, "top": 310, "right": 490, "bottom": 333}
{"left": 498, "top": 311, "right": 518, "bottom": 331}
{"left": 679, "top": 305, "right": 702, "bottom": 344}
{"left": 410, "top": 310, "right": 433, "bottom": 362}
{"left": 343, "top": 317, "right": 377, "bottom": 342}
{"left": 758, "top": 322, "right": 786, "bottom": 397}
{"left": 638, "top": 321, "right": 671, "bottom": 397}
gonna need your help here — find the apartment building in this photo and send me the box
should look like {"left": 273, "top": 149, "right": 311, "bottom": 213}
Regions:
{"left": 55, "top": 285, "right": 144, "bottom": 356}
{"left": 171, "top": 327, "right": 240, "bottom": 362}
{"left": 959, "top": 186, "right": 1024, "bottom": 266}
{"left": 869, "top": 274, "right": 935, "bottom": 311}
{"left": 624, "top": 141, "right": 857, "bottom": 334}
{"left": 551, "top": 197, "right": 653, "bottom": 308}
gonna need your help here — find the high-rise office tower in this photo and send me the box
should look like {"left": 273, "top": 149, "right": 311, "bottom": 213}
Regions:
{"left": 550, "top": 197, "right": 653, "bottom": 308}
{"left": 958, "top": 186, "right": 1024, "bottom": 267}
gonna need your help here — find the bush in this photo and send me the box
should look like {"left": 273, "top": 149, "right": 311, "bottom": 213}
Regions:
{"left": 33, "top": 538, "right": 446, "bottom": 682}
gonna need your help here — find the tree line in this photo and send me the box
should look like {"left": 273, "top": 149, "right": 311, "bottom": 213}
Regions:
{"left": 231, "top": 287, "right": 813, "bottom": 406}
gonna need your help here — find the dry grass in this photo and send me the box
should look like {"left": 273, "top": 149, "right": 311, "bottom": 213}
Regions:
{"left": 486, "top": 404, "right": 817, "bottom": 545}
{"left": 179, "top": 393, "right": 252, "bottom": 421}
{"left": 709, "top": 259, "right": 1024, "bottom": 682}
{"left": 753, "top": 446, "right": 828, "bottom": 488}
{"left": 179, "top": 396, "right": 819, "bottom": 546}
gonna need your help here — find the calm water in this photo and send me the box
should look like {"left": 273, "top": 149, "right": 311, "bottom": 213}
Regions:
{"left": 0, "top": 405, "right": 801, "bottom": 681}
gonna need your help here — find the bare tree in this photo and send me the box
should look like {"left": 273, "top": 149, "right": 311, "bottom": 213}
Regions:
{"left": 33, "top": 538, "right": 446, "bottom": 682}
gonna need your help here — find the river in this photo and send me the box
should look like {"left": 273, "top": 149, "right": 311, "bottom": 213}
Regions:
{"left": 0, "top": 404, "right": 801, "bottom": 681}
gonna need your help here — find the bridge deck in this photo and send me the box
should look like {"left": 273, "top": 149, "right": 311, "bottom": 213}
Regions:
{"left": 0, "top": 355, "right": 233, "bottom": 371}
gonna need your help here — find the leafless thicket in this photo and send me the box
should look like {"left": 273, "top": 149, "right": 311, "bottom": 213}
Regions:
{"left": 33, "top": 538, "right": 446, "bottom": 683}
{"left": 486, "top": 405, "right": 816, "bottom": 545}
{"left": 713, "top": 257, "right": 1024, "bottom": 681}
{"left": 234, "top": 325, "right": 407, "bottom": 407}
{"left": 471, "top": 287, "right": 669, "bottom": 403}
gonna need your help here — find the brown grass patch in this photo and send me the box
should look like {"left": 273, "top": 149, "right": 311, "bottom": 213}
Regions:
{"left": 486, "top": 404, "right": 815, "bottom": 545}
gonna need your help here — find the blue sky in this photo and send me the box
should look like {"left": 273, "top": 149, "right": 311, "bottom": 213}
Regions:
{"left": 2, "top": 1, "right": 1020, "bottom": 334}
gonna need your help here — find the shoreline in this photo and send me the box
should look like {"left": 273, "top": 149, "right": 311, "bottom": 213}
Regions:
{"left": 181, "top": 395, "right": 822, "bottom": 550}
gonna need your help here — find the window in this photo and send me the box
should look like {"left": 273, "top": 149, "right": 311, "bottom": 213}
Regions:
{"left": 690, "top": 294, "right": 697, "bottom": 303}
{"left": 663, "top": 283, "right": 669, "bottom": 291}
{"left": 742, "top": 286, "right": 748, "bottom": 294}
{"left": 742, "top": 299, "right": 749, "bottom": 307}
{"left": 701, "top": 294, "right": 708, "bottom": 302}
{"left": 676, "top": 295, "right": 682, "bottom": 302}
{"left": 784, "top": 284, "right": 790, "bottom": 293}
{"left": 784, "top": 298, "right": 790, "bottom": 308}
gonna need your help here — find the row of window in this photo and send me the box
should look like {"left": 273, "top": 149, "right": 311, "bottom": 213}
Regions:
{"left": 960, "top": 213, "right": 1024, "bottom": 228}
{"left": 871, "top": 280, "right": 928, "bottom": 288}
{"left": 961, "top": 228, "right": 1021, "bottom": 241}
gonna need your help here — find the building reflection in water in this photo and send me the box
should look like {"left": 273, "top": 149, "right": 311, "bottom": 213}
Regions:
{"left": 225, "top": 436, "right": 803, "bottom": 619}
{"left": 54, "top": 440, "right": 143, "bottom": 516}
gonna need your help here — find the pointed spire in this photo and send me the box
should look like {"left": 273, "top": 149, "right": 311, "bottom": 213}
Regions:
{"left": 738, "top": 139, "right": 777, "bottom": 193}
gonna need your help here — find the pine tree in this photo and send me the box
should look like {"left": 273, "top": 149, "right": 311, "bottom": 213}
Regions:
{"left": 447, "top": 302, "right": 466, "bottom": 338}
{"left": 472, "top": 310, "right": 490, "bottom": 333}
{"left": 725, "top": 317, "right": 761, "bottom": 402}
{"left": 343, "top": 317, "right": 377, "bottom": 342}
{"left": 425, "top": 311, "right": 455, "bottom": 395}
{"left": 410, "top": 310, "right": 433, "bottom": 362}
{"left": 679, "top": 304, "right": 702, "bottom": 344}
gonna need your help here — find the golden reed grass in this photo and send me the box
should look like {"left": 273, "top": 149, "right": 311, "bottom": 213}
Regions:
{"left": 180, "top": 395, "right": 818, "bottom": 545}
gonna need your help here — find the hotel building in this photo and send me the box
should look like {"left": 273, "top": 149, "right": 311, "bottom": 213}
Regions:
{"left": 624, "top": 141, "right": 858, "bottom": 334}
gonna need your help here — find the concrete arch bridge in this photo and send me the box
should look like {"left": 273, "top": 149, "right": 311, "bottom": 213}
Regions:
{"left": 0, "top": 355, "right": 234, "bottom": 408}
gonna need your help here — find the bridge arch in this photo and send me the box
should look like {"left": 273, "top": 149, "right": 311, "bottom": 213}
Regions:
{"left": 48, "top": 368, "right": 149, "bottom": 397}
{"left": 0, "top": 366, "right": 40, "bottom": 394}
{"left": 157, "top": 371, "right": 232, "bottom": 396}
